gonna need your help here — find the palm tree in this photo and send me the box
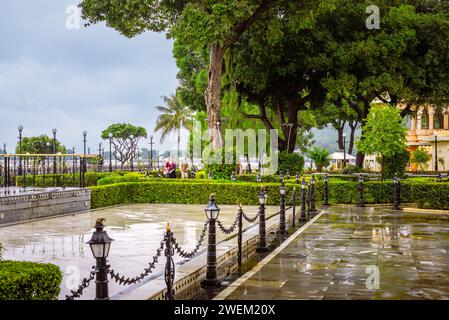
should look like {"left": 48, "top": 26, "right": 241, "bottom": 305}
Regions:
{"left": 308, "top": 147, "right": 331, "bottom": 172}
{"left": 154, "top": 94, "right": 193, "bottom": 157}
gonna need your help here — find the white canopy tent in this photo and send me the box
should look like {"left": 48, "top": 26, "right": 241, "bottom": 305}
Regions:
{"left": 329, "top": 152, "right": 356, "bottom": 170}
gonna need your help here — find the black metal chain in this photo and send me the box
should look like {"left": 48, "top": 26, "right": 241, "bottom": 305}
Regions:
{"left": 242, "top": 209, "right": 260, "bottom": 223}
{"left": 65, "top": 267, "right": 97, "bottom": 300}
{"left": 108, "top": 237, "right": 165, "bottom": 285}
{"left": 171, "top": 220, "right": 208, "bottom": 259}
{"left": 217, "top": 213, "right": 239, "bottom": 234}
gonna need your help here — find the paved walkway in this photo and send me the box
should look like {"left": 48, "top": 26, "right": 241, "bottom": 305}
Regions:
{"left": 216, "top": 207, "right": 449, "bottom": 300}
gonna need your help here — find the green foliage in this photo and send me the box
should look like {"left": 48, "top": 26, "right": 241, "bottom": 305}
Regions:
{"left": 382, "top": 149, "right": 411, "bottom": 179}
{"left": 101, "top": 123, "right": 147, "bottom": 140}
{"left": 154, "top": 94, "right": 193, "bottom": 155}
{"left": 308, "top": 147, "right": 330, "bottom": 172}
{"left": 0, "top": 261, "right": 62, "bottom": 300}
{"left": 203, "top": 149, "right": 237, "bottom": 180}
{"left": 16, "top": 135, "right": 66, "bottom": 154}
{"left": 357, "top": 105, "right": 408, "bottom": 157}
{"left": 411, "top": 147, "right": 431, "bottom": 172}
{"left": 89, "top": 178, "right": 449, "bottom": 210}
{"left": 341, "top": 165, "right": 364, "bottom": 174}
{"left": 278, "top": 151, "right": 304, "bottom": 175}
{"left": 16, "top": 172, "right": 109, "bottom": 188}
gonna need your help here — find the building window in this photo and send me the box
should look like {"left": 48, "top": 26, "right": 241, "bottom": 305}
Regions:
{"left": 421, "top": 111, "right": 429, "bottom": 129}
{"left": 434, "top": 111, "right": 444, "bottom": 129}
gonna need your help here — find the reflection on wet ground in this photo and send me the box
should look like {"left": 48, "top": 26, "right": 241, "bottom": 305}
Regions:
{"left": 0, "top": 203, "right": 271, "bottom": 300}
{"left": 222, "top": 207, "right": 449, "bottom": 300}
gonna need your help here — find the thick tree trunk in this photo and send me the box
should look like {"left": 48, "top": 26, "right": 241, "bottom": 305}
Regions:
{"left": 348, "top": 120, "right": 358, "bottom": 155}
{"left": 286, "top": 100, "right": 298, "bottom": 153}
{"left": 205, "top": 44, "right": 226, "bottom": 150}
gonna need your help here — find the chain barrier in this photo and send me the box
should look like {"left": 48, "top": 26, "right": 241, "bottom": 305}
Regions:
{"left": 108, "top": 238, "right": 165, "bottom": 285}
{"left": 216, "top": 213, "right": 239, "bottom": 234}
{"left": 171, "top": 220, "right": 208, "bottom": 259}
{"left": 65, "top": 267, "right": 97, "bottom": 300}
{"left": 242, "top": 209, "right": 260, "bottom": 223}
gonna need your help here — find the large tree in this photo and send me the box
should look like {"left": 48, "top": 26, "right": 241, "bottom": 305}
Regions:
{"left": 356, "top": 105, "right": 408, "bottom": 179}
{"left": 79, "top": 0, "right": 282, "bottom": 149}
{"left": 15, "top": 135, "right": 66, "bottom": 154}
{"left": 101, "top": 123, "right": 147, "bottom": 168}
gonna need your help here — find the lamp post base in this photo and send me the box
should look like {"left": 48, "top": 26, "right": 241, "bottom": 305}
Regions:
{"left": 256, "top": 246, "right": 270, "bottom": 253}
{"left": 201, "top": 279, "right": 221, "bottom": 288}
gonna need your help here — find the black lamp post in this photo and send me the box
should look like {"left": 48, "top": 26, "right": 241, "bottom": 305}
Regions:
{"left": 278, "top": 182, "right": 287, "bottom": 235}
{"left": 108, "top": 132, "right": 113, "bottom": 172}
{"left": 300, "top": 178, "right": 307, "bottom": 221}
{"left": 129, "top": 134, "right": 134, "bottom": 171}
{"left": 323, "top": 174, "right": 329, "bottom": 206}
{"left": 83, "top": 131, "right": 87, "bottom": 155}
{"left": 201, "top": 194, "right": 221, "bottom": 287}
{"left": 256, "top": 188, "right": 269, "bottom": 253}
{"left": 2, "top": 143, "right": 6, "bottom": 155}
{"left": 357, "top": 175, "right": 365, "bottom": 207}
{"left": 52, "top": 128, "right": 57, "bottom": 175}
{"left": 295, "top": 172, "right": 300, "bottom": 184}
{"left": 343, "top": 133, "right": 347, "bottom": 169}
{"left": 98, "top": 142, "right": 102, "bottom": 156}
{"left": 393, "top": 175, "right": 400, "bottom": 210}
{"left": 87, "top": 218, "right": 114, "bottom": 300}
{"left": 231, "top": 173, "right": 236, "bottom": 181}
{"left": 434, "top": 133, "right": 438, "bottom": 172}
{"left": 310, "top": 174, "right": 317, "bottom": 217}
{"left": 149, "top": 135, "right": 154, "bottom": 170}
{"left": 256, "top": 172, "right": 262, "bottom": 183}
{"left": 208, "top": 172, "right": 212, "bottom": 180}
{"left": 286, "top": 170, "right": 290, "bottom": 180}
{"left": 18, "top": 125, "right": 23, "bottom": 176}
{"left": 279, "top": 172, "right": 284, "bottom": 183}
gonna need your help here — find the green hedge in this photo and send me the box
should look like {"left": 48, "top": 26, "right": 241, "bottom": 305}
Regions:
{"left": 0, "top": 261, "right": 62, "bottom": 300}
{"left": 89, "top": 179, "right": 449, "bottom": 210}
{"left": 16, "top": 172, "right": 110, "bottom": 187}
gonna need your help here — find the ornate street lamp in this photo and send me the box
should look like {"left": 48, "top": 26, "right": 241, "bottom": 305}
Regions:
{"left": 256, "top": 188, "right": 269, "bottom": 253}
{"left": 279, "top": 182, "right": 287, "bottom": 235}
{"left": 343, "top": 133, "right": 347, "bottom": 169}
{"left": 300, "top": 178, "right": 307, "bottom": 221}
{"left": 256, "top": 172, "right": 262, "bottom": 183}
{"left": 87, "top": 218, "right": 114, "bottom": 300}
{"left": 323, "top": 173, "right": 329, "bottom": 206}
{"left": 129, "top": 134, "right": 134, "bottom": 171}
{"left": 434, "top": 133, "right": 438, "bottom": 172}
{"left": 202, "top": 194, "right": 221, "bottom": 287}
{"left": 231, "top": 173, "right": 236, "bottom": 181}
{"left": 295, "top": 172, "right": 300, "bottom": 184}
{"left": 108, "top": 132, "right": 113, "bottom": 172}
{"left": 18, "top": 125, "right": 23, "bottom": 176}
{"left": 82, "top": 131, "right": 87, "bottom": 155}
{"left": 279, "top": 172, "right": 284, "bottom": 183}
{"left": 208, "top": 172, "right": 212, "bottom": 180}
{"left": 149, "top": 135, "right": 154, "bottom": 170}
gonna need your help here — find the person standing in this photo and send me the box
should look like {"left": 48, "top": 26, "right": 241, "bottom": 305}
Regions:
{"left": 181, "top": 160, "right": 189, "bottom": 179}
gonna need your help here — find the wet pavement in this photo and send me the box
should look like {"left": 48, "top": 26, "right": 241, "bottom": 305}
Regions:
{"left": 218, "top": 207, "right": 449, "bottom": 300}
{"left": 0, "top": 203, "right": 272, "bottom": 300}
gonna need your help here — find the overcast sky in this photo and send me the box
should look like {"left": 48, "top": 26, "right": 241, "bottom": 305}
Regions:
{"left": 0, "top": 0, "right": 183, "bottom": 154}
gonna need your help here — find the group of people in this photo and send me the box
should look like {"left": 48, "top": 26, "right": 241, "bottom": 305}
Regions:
{"left": 163, "top": 158, "right": 191, "bottom": 179}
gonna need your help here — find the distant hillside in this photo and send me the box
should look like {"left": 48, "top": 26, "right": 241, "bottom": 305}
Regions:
{"left": 311, "top": 125, "right": 360, "bottom": 155}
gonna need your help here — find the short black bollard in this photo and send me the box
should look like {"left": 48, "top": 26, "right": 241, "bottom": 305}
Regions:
{"left": 323, "top": 173, "right": 329, "bottom": 206}
{"left": 201, "top": 194, "right": 221, "bottom": 287}
{"left": 256, "top": 188, "right": 269, "bottom": 253}
{"left": 86, "top": 218, "right": 114, "bottom": 300}
{"left": 300, "top": 178, "right": 307, "bottom": 221}
{"left": 237, "top": 205, "right": 243, "bottom": 267}
{"left": 296, "top": 172, "right": 300, "bottom": 184}
{"left": 290, "top": 187, "right": 297, "bottom": 228}
{"left": 278, "top": 182, "right": 287, "bottom": 235}
{"left": 310, "top": 175, "right": 317, "bottom": 217}
{"left": 164, "top": 223, "right": 175, "bottom": 300}
{"left": 357, "top": 175, "right": 365, "bottom": 207}
{"left": 393, "top": 175, "right": 401, "bottom": 210}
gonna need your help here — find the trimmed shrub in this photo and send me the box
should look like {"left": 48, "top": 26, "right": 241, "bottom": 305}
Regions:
{"left": 342, "top": 165, "right": 364, "bottom": 174}
{"left": 16, "top": 172, "right": 110, "bottom": 187}
{"left": 383, "top": 149, "right": 410, "bottom": 179}
{"left": 0, "top": 261, "right": 62, "bottom": 300}
{"left": 88, "top": 178, "right": 448, "bottom": 209}
{"left": 278, "top": 151, "right": 304, "bottom": 175}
